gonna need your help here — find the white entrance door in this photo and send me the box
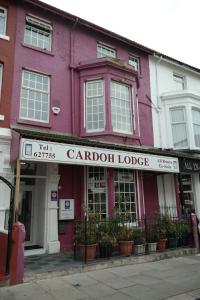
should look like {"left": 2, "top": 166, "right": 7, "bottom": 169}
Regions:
{"left": 19, "top": 186, "right": 35, "bottom": 246}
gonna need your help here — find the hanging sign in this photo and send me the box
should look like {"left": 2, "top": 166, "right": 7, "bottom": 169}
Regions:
{"left": 20, "top": 138, "right": 179, "bottom": 173}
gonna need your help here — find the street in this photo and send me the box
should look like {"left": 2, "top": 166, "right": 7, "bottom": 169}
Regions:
{"left": 1, "top": 255, "right": 200, "bottom": 300}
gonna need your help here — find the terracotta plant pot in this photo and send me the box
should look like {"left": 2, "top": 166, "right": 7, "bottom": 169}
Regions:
{"left": 79, "top": 244, "right": 97, "bottom": 261}
{"left": 118, "top": 241, "right": 133, "bottom": 256}
{"left": 157, "top": 239, "right": 167, "bottom": 251}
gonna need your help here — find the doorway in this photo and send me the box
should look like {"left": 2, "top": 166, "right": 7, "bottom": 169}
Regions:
{"left": 19, "top": 186, "right": 34, "bottom": 246}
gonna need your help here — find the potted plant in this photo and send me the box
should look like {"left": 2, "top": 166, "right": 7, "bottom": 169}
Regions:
{"left": 167, "top": 221, "right": 179, "bottom": 248}
{"left": 97, "top": 222, "right": 116, "bottom": 258}
{"left": 156, "top": 215, "right": 169, "bottom": 251}
{"left": 75, "top": 221, "right": 97, "bottom": 261}
{"left": 117, "top": 225, "right": 134, "bottom": 256}
{"left": 175, "top": 220, "right": 191, "bottom": 247}
{"left": 133, "top": 228, "right": 146, "bottom": 255}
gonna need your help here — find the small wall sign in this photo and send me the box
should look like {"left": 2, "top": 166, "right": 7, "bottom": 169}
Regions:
{"left": 59, "top": 199, "right": 74, "bottom": 220}
{"left": 51, "top": 190, "right": 58, "bottom": 201}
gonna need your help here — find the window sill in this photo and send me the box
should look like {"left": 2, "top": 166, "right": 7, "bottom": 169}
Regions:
{"left": 81, "top": 130, "right": 139, "bottom": 139}
{"left": 22, "top": 43, "right": 55, "bottom": 56}
{"left": 17, "top": 118, "right": 51, "bottom": 128}
{"left": 0, "top": 34, "right": 10, "bottom": 41}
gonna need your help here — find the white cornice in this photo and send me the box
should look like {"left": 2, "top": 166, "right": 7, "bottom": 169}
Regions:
{"left": 161, "top": 90, "right": 200, "bottom": 101}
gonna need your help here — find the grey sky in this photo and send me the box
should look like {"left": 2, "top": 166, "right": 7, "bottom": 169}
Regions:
{"left": 41, "top": 0, "right": 199, "bottom": 68}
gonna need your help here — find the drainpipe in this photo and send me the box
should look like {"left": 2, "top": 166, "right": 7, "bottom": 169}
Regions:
{"left": 154, "top": 54, "right": 163, "bottom": 149}
{"left": 70, "top": 17, "right": 79, "bottom": 135}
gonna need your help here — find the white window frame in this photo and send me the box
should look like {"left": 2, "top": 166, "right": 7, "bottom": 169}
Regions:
{"left": 111, "top": 81, "right": 133, "bottom": 134}
{"left": 0, "top": 64, "right": 3, "bottom": 97}
{"left": 114, "top": 169, "right": 137, "bottom": 222}
{"left": 192, "top": 108, "right": 200, "bottom": 148}
{"left": 86, "top": 166, "right": 108, "bottom": 220}
{"left": 85, "top": 79, "right": 105, "bottom": 132}
{"left": 97, "top": 43, "right": 116, "bottom": 58}
{"left": 0, "top": 6, "right": 9, "bottom": 40}
{"left": 129, "top": 55, "right": 140, "bottom": 72}
{"left": 19, "top": 70, "right": 50, "bottom": 123}
{"left": 170, "top": 107, "right": 188, "bottom": 149}
{"left": 24, "top": 15, "right": 52, "bottom": 51}
{"left": 173, "top": 73, "right": 185, "bottom": 90}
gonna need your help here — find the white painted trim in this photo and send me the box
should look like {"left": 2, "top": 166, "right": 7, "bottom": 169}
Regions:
{"left": 25, "top": 248, "right": 46, "bottom": 256}
{"left": 0, "top": 34, "right": 10, "bottom": 41}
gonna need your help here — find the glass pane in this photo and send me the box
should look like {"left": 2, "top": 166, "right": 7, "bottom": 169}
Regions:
{"left": 111, "top": 81, "right": 132, "bottom": 133}
{"left": 172, "top": 123, "right": 188, "bottom": 148}
{"left": 87, "top": 167, "right": 107, "bottom": 220}
{"left": 171, "top": 109, "right": 185, "bottom": 123}
{"left": 20, "top": 70, "right": 49, "bottom": 122}
{"left": 86, "top": 80, "right": 104, "bottom": 131}
{"left": 114, "top": 169, "right": 136, "bottom": 221}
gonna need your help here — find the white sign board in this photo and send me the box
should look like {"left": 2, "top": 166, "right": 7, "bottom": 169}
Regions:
{"left": 20, "top": 138, "right": 179, "bottom": 173}
{"left": 59, "top": 199, "right": 74, "bottom": 220}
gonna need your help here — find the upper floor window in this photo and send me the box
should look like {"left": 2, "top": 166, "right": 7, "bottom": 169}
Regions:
{"left": 173, "top": 73, "right": 185, "bottom": 91}
{"left": 129, "top": 55, "right": 139, "bottom": 72}
{"left": 87, "top": 166, "right": 107, "bottom": 220}
{"left": 0, "top": 64, "right": 3, "bottom": 97}
{"left": 0, "top": 6, "right": 7, "bottom": 36}
{"left": 24, "top": 16, "right": 52, "bottom": 51}
{"left": 19, "top": 70, "right": 50, "bottom": 123}
{"left": 85, "top": 79, "right": 105, "bottom": 132}
{"left": 111, "top": 81, "right": 132, "bottom": 133}
{"left": 97, "top": 43, "right": 116, "bottom": 58}
{"left": 114, "top": 169, "right": 136, "bottom": 222}
{"left": 192, "top": 109, "right": 200, "bottom": 147}
{"left": 170, "top": 107, "right": 188, "bottom": 148}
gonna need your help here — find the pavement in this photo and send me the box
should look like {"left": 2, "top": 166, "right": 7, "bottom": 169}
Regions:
{"left": 1, "top": 254, "right": 200, "bottom": 300}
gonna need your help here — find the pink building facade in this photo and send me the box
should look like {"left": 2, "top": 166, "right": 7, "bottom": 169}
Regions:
{"left": 8, "top": 0, "right": 179, "bottom": 255}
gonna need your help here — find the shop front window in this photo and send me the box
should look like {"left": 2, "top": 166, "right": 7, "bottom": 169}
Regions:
{"left": 87, "top": 167, "right": 107, "bottom": 220}
{"left": 114, "top": 169, "right": 136, "bottom": 222}
{"left": 180, "top": 174, "right": 195, "bottom": 214}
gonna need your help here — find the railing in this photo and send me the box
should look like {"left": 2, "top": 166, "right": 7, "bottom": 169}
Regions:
{"left": 74, "top": 213, "right": 193, "bottom": 263}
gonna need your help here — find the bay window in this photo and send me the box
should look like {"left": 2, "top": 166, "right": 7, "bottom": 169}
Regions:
{"left": 85, "top": 79, "right": 105, "bottom": 132}
{"left": 170, "top": 108, "right": 188, "bottom": 148}
{"left": 19, "top": 70, "right": 50, "bottom": 123}
{"left": 111, "top": 81, "right": 132, "bottom": 133}
{"left": 192, "top": 109, "right": 200, "bottom": 147}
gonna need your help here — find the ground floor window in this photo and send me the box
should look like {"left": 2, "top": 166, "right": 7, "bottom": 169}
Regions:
{"left": 86, "top": 167, "right": 137, "bottom": 221}
{"left": 87, "top": 167, "right": 107, "bottom": 219}
{"left": 180, "top": 174, "right": 195, "bottom": 214}
{"left": 114, "top": 169, "right": 136, "bottom": 222}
